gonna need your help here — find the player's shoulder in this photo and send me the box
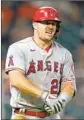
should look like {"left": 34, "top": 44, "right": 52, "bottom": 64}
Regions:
{"left": 54, "top": 41, "right": 72, "bottom": 55}
{"left": 9, "top": 36, "right": 33, "bottom": 48}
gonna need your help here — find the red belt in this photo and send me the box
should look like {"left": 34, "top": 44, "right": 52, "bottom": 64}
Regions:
{"left": 14, "top": 108, "right": 49, "bottom": 118}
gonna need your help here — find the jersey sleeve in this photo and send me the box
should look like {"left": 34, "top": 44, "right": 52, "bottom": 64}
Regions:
{"left": 62, "top": 50, "right": 76, "bottom": 91}
{"left": 5, "top": 44, "right": 26, "bottom": 74}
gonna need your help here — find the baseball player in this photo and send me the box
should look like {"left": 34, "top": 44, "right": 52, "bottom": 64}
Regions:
{"left": 5, "top": 6, "right": 76, "bottom": 119}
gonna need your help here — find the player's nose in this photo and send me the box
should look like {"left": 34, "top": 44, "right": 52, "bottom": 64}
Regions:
{"left": 47, "top": 24, "right": 54, "bottom": 30}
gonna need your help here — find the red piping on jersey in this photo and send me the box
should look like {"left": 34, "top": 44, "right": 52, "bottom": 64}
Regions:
{"left": 32, "top": 37, "right": 52, "bottom": 52}
{"left": 5, "top": 68, "right": 25, "bottom": 74}
{"left": 45, "top": 44, "right": 52, "bottom": 52}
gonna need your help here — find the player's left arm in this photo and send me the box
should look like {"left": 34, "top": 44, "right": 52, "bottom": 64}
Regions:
{"left": 53, "top": 51, "right": 77, "bottom": 113}
{"left": 44, "top": 51, "right": 77, "bottom": 114}
{"left": 58, "top": 51, "right": 76, "bottom": 101}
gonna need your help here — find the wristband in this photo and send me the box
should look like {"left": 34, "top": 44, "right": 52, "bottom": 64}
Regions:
{"left": 58, "top": 92, "right": 72, "bottom": 106}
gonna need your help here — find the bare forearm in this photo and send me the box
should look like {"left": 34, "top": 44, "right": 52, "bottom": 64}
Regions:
{"left": 9, "top": 70, "right": 43, "bottom": 98}
{"left": 61, "top": 81, "right": 75, "bottom": 97}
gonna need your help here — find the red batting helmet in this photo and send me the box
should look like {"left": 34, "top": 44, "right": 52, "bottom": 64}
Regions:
{"left": 33, "top": 6, "right": 61, "bottom": 22}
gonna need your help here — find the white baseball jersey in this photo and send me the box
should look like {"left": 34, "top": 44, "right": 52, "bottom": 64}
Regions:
{"left": 5, "top": 36, "right": 76, "bottom": 111}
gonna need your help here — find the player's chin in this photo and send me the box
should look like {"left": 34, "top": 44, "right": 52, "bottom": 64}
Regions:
{"left": 45, "top": 35, "right": 54, "bottom": 41}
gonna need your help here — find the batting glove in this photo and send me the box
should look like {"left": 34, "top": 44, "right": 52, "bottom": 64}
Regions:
{"left": 41, "top": 90, "right": 57, "bottom": 114}
{"left": 44, "top": 92, "right": 72, "bottom": 114}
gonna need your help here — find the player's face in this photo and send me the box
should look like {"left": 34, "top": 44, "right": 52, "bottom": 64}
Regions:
{"left": 36, "top": 21, "right": 57, "bottom": 42}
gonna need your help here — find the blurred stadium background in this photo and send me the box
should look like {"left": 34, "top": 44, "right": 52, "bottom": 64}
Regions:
{"left": 1, "top": 1, "right": 84, "bottom": 119}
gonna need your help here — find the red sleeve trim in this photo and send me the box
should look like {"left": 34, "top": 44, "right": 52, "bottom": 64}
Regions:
{"left": 5, "top": 68, "right": 25, "bottom": 74}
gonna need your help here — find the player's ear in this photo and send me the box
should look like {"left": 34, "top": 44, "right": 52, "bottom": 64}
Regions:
{"left": 32, "top": 22, "right": 37, "bottom": 30}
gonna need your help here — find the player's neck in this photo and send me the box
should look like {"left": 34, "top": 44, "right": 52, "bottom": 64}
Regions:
{"left": 33, "top": 36, "right": 52, "bottom": 50}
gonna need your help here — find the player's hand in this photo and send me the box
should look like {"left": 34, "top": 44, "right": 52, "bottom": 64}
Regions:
{"left": 44, "top": 98, "right": 65, "bottom": 114}
{"left": 41, "top": 90, "right": 57, "bottom": 114}
{"left": 44, "top": 95, "right": 66, "bottom": 115}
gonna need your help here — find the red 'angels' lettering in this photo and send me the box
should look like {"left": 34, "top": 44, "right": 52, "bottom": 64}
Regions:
{"left": 27, "top": 60, "right": 63, "bottom": 75}
{"left": 44, "top": 61, "right": 51, "bottom": 71}
{"left": 27, "top": 60, "right": 36, "bottom": 74}
{"left": 37, "top": 60, "right": 43, "bottom": 71}
{"left": 8, "top": 55, "right": 14, "bottom": 66}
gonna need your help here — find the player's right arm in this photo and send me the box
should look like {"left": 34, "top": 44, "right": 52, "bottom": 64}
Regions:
{"left": 5, "top": 44, "right": 43, "bottom": 98}
{"left": 5, "top": 44, "right": 53, "bottom": 102}
{"left": 9, "top": 69, "right": 43, "bottom": 98}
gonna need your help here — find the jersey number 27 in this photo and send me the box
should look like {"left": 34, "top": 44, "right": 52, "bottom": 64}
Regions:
{"left": 51, "top": 79, "right": 59, "bottom": 94}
